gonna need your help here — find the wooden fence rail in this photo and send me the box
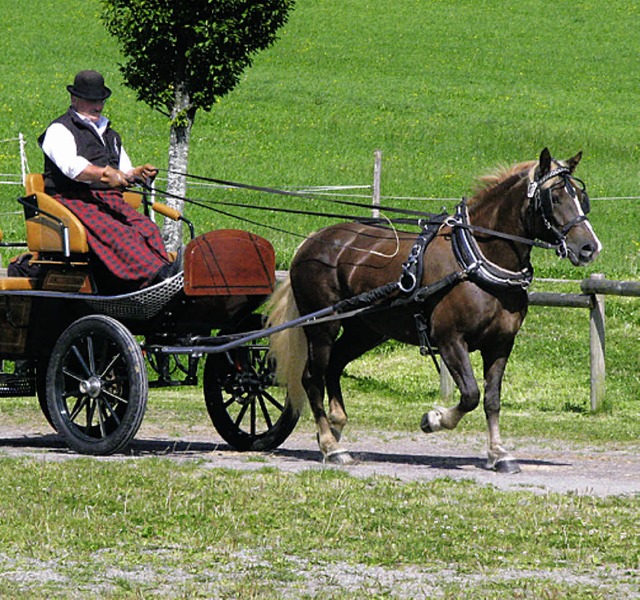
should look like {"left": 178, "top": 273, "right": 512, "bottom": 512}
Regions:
{"left": 440, "top": 273, "right": 637, "bottom": 412}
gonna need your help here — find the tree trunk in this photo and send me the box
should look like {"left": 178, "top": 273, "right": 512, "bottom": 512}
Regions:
{"left": 163, "top": 82, "right": 195, "bottom": 251}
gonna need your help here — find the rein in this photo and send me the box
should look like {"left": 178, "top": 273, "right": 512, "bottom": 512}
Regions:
{"left": 152, "top": 169, "right": 567, "bottom": 253}
{"left": 160, "top": 169, "right": 443, "bottom": 221}
{"left": 148, "top": 163, "right": 587, "bottom": 299}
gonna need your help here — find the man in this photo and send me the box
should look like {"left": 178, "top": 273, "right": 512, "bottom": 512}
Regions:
{"left": 38, "top": 69, "right": 179, "bottom": 292}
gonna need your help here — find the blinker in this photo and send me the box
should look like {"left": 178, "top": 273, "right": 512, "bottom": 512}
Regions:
{"left": 549, "top": 176, "right": 591, "bottom": 215}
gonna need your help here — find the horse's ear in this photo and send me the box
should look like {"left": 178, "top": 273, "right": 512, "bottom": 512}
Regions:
{"left": 539, "top": 148, "right": 552, "bottom": 176}
{"left": 566, "top": 151, "right": 582, "bottom": 173}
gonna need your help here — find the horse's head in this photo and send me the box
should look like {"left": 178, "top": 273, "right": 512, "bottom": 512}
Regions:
{"left": 527, "top": 148, "right": 602, "bottom": 266}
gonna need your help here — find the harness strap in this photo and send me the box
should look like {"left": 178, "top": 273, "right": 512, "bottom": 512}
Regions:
{"left": 412, "top": 270, "right": 468, "bottom": 303}
{"left": 526, "top": 166, "right": 571, "bottom": 199}
{"left": 414, "top": 313, "right": 441, "bottom": 373}
{"left": 333, "top": 281, "right": 400, "bottom": 313}
{"left": 399, "top": 213, "right": 448, "bottom": 293}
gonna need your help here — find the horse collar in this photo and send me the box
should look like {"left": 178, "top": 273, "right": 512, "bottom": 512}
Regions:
{"left": 450, "top": 203, "right": 533, "bottom": 291}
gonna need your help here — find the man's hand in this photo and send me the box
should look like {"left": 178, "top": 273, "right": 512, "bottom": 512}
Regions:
{"left": 101, "top": 165, "right": 129, "bottom": 189}
{"left": 130, "top": 164, "right": 158, "bottom": 183}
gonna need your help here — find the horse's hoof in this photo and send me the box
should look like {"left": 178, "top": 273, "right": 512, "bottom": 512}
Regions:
{"left": 324, "top": 449, "right": 354, "bottom": 465}
{"left": 420, "top": 409, "right": 442, "bottom": 433}
{"left": 489, "top": 458, "right": 521, "bottom": 474}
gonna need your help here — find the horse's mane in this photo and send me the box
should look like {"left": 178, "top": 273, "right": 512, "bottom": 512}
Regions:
{"left": 468, "top": 160, "right": 537, "bottom": 207}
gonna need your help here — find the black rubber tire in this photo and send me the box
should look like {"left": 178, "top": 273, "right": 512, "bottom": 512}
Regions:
{"left": 203, "top": 342, "right": 299, "bottom": 451}
{"left": 36, "top": 355, "right": 55, "bottom": 430}
{"left": 46, "top": 315, "right": 148, "bottom": 455}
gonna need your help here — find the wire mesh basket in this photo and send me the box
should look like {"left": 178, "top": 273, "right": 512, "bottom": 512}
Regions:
{"left": 82, "top": 272, "right": 184, "bottom": 320}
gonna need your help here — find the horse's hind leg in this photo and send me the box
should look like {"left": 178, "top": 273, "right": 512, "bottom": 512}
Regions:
{"left": 325, "top": 322, "right": 386, "bottom": 442}
{"left": 303, "top": 323, "right": 355, "bottom": 464}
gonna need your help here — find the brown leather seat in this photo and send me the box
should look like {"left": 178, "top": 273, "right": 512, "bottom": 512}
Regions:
{"left": 23, "top": 173, "right": 89, "bottom": 257}
{"left": 0, "top": 277, "right": 36, "bottom": 291}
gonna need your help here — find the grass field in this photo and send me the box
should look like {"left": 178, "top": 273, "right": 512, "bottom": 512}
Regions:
{"left": 0, "top": 1, "right": 638, "bottom": 597}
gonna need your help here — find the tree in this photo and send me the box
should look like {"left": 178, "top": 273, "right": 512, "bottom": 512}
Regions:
{"left": 101, "top": 0, "right": 295, "bottom": 250}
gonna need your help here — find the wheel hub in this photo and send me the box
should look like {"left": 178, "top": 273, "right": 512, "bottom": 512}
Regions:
{"left": 79, "top": 376, "right": 102, "bottom": 398}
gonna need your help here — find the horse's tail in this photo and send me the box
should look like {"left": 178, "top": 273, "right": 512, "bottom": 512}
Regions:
{"left": 265, "top": 274, "right": 308, "bottom": 415}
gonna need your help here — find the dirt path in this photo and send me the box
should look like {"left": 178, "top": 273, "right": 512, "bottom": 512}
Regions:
{"left": 0, "top": 425, "right": 637, "bottom": 497}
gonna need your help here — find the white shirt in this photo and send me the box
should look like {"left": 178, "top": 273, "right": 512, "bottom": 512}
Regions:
{"left": 40, "top": 110, "right": 133, "bottom": 179}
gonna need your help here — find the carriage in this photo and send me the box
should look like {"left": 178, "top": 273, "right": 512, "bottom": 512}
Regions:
{"left": 0, "top": 149, "right": 602, "bottom": 472}
{"left": 0, "top": 173, "right": 299, "bottom": 456}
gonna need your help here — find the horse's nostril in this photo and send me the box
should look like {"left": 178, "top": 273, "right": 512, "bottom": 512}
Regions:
{"left": 579, "top": 243, "right": 596, "bottom": 260}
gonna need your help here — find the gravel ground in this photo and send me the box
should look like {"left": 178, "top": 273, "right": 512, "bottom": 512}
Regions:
{"left": 0, "top": 424, "right": 638, "bottom": 497}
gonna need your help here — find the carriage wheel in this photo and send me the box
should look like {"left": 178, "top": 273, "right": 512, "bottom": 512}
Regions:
{"left": 203, "top": 341, "right": 299, "bottom": 451}
{"left": 46, "top": 315, "right": 148, "bottom": 455}
{"left": 36, "top": 355, "right": 55, "bottom": 430}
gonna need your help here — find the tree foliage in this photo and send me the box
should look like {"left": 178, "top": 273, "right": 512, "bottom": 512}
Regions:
{"left": 100, "top": 0, "right": 295, "bottom": 247}
{"left": 101, "top": 0, "right": 295, "bottom": 120}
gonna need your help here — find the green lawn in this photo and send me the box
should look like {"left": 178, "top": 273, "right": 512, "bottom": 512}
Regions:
{"left": 0, "top": 2, "right": 638, "bottom": 596}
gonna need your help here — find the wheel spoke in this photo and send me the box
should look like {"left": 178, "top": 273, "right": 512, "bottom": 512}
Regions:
{"left": 97, "top": 400, "right": 107, "bottom": 438}
{"left": 86, "top": 336, "right": 96, "bottom": 374}
{"left": 102, "top": 388, "right": 129, "bottom": 405}
{"left": 100, "top": 396, "right": 121, "bottom": 425}
{"left": 68, "top": 395, "right": 88, "bottom": 421}
{"left": 84, "top": 398, "right": 96, "bottom": 428}
{"left": 257, "top": 394, "right": 274, "bottom": 429}
{"left": 99, "top": 352, "right": 122, "bottom": 380}
{"left": 62, "top": 367, "right": 84, "bottom": 385}
{"left": 250, "top": 397, "right": 256, "bottom": 436}
{"left": 223, "top": 396, "right": 237, "bottom": 409}
{"left": 70, "top": 344, "right": 92, "bottom": 378}
{"left": 254, "top": 349, "right": 268, "bottom": 372}
{"left": 234, "top": 401, "right": 250, "bottom": 428}
{"left": 261, "top": 389, "right": 285, "bottom": 411}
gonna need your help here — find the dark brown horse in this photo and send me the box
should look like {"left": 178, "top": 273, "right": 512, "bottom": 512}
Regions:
{"left": 267, "top": 149, "right": 602, "bottom": 472}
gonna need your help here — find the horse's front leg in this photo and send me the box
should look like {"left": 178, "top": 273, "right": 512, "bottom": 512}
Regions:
{"left": 421, "top": 339, "right": 480, "bottom": 434}
{"left": 483, "top": 345, "right": 521, "bottom": 474}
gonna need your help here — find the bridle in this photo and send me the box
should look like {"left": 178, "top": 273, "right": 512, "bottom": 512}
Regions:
{"left": 527, "top": 164, "right": 591, "bottom": 259}
{"left": 443, "top": 159, "right": 593, "bottom": 292}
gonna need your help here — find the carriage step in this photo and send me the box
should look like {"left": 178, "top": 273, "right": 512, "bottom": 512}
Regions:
{"left": 0, "top": 373, "right": 35, "bottom": 397}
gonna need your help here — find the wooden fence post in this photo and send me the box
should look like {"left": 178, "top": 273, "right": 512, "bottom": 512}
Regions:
{"left": 588, "top": 273, "right": 606, "bottom": 412}
{"left": 372, "top": 149, "right": 382, "bottom": 219}
{"left": 439, "top": 358, "right": 455, "bottom": 402}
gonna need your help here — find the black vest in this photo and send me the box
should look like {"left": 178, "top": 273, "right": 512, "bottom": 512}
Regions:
{"left": 38, "top": 108, "right": 123, "bottom": 195}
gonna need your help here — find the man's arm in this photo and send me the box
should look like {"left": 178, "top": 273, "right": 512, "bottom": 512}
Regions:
{"left": 41, "top": 123, "right": 129, "bottom": 188}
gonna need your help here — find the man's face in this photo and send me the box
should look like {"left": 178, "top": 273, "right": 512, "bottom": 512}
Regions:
{"left": 71, "top": 96, "right": 105, "bottom": 122}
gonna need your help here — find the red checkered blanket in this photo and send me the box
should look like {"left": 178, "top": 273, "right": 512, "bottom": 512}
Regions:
{"left": 54, "top": 190, "right": 170, "bottom": 287}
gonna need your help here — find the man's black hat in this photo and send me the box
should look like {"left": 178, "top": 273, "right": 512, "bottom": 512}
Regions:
{"left": 67, "top": 70, "right": 112, "bottom": 101}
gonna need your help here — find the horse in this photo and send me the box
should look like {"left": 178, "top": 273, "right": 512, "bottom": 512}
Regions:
{"left": 267, "top": 148, "right": 602, "bottom": 473}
